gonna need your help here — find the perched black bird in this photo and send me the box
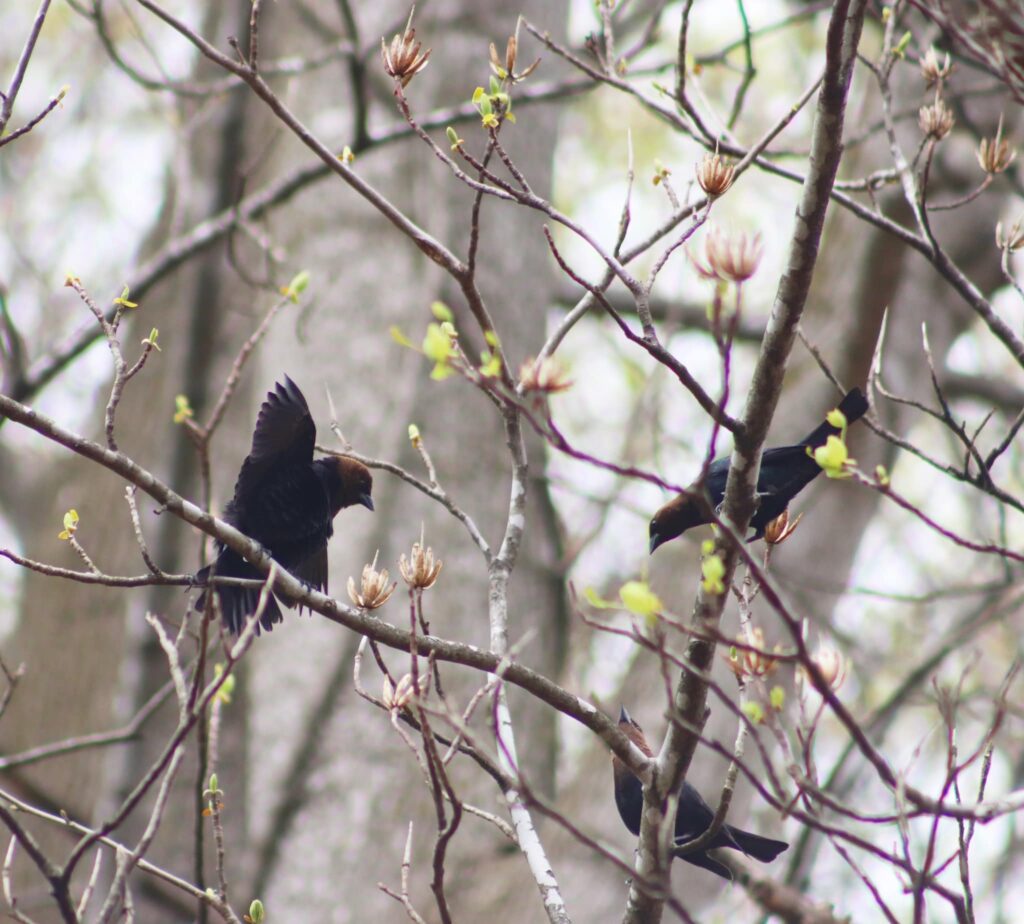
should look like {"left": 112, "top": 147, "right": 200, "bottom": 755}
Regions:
{"left": 196, "top": 376, "right": 374, "bottom": 634}
{"left": 649, "top": 387, "right": 869, "bottom": 552}
{"left": 612, "top": 707, "right": 788, "bottom": 880}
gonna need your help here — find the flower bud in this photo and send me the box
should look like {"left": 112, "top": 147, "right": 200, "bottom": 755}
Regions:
{"left": 724, "top": 627, "right": 780, "bottom": 679}
{"left": 694, "top": 227, "right": 763, "bottom": 284}
{"left": 381, "top": 18, "right": 431, "bottom": 88}
{"left": 347, "top": 553, "right": 397, "bottom": 610}
{"left": 919, "top": 47, "right": 952, "bottom": 85}
{"left": 382, "top": 672, "right": 429, "bottom": 712}
{"left": 764, "top": 509, "right": 803, "bottom": 546}
{"left": 520, "top": 356, "right": 573, "bottom": 394}
{"left": 996, "top": 217, "right": 1024, "bottom": 253}
{"left": 806, "top": 646, "right": 846, "bottom": 691}
{"left": 919, "top": 99, "right": 954, "bottom": 140}
{"left": 399, "top": 537, "right": 443, "bottom": 590}
{"left": 695, "top": 151, "right": 735, "bottom": 198}
{"left": 977, "top": 117, "right": 1016, "bottom": 174}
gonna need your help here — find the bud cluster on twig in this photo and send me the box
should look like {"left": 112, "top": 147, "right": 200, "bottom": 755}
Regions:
{"left": 694, "top": 226, "right": 763, "bottom": 284}
{"left": 381, "top": 11, "right": 431, "bottom": 88}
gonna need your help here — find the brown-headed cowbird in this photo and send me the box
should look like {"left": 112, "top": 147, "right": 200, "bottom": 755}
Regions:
{"left": 196, "top": 376, "right": 373, "bottom": 634}
{"left": 613, "top": 707, "right": 788, "bottom": 880}
{"left": 649, "top": 387, "right": 869, "bottom": 552}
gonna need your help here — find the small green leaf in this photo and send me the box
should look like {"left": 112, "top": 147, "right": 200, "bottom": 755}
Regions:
{"left": 430, "top": 362, "right": 455, "bottom": 381}
{"left": 209, "top": 773, "right": 219, "bottom": 793}
{"left": 826, "top": 408, "right": 848, "bottom": 429}
{"left": 489, "top": 75, "right": 501, "bottom": 96}
{"left": 479, "top": 352, "right": 502, "bottom": 378}
{"left": 173, "top": 394, "right": 194, "bottom": 425}
{"left": 340, "top": 145, "right": 355, "bottom": 164}
{"left": 583, "top": 587, "right": 616, "bottom": 610}
{"left": 113, "top": 285, "right": 138, "bottom": 309}
{"left": 875, "top": 464, "right": 890, "bottom": 486}
{"left": 811, "top": 435, "right": 852, "bottom": 479}
{"left": 741, "top": 701, "right": 764, "bottom": 724}
{"left": 769, "top": 686, "right": 785, "bottom": 710}
{"left": 280, "top": 269, "right": 311, "bottom": 303}
{"left": 247, "top": 899, "right": 265, "bottom": 924}
{"left": 389, "top": 325, "right": 416, "bottom": 349}
{"left": 893, "top": 30, "right": 912, "bottom": 58}
{"left": 289, "top": 269, "right": 311, "bottom": 294}
{"left": 619, "top": 580, "right": 663, "bottom": 620}
{"left": 142, "top": 327, "right": 161, "bottom": 351}
{"left": 430, "top": 301, "right": 454, "bottom": 323}
{"left": 422, "top": 323, "right": 456, "bottom": 364}
{"left": 446, "top": 126, "right": 464, "bottom": 149}
{"left": 472, "top": 87, "right": 486, "bottom": 104}
{"left": 408, "top": 424, "right": 421, "bottom": 444}
{"left": 58, "top": 508, "right": 79, "bottom": 540}
{"left": 484, "top": 329, "right": 500, "bottom": 348}
{"left": 701, "top": 549, "right": 726, "bottom": 595}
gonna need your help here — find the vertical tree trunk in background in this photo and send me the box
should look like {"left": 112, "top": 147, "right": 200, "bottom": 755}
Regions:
{"left": 0, "top": 4, "right": 262, "bottom": 918}
{"left": 236, "top": 4, "right": 568, "bottom": 919}
{"left": 3, "top": 0, "right": 570, "bottom": 917}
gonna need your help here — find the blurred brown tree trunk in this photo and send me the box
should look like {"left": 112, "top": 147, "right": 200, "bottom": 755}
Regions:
{"left": 2, "top": 0, "right": 568, "bottom": 921}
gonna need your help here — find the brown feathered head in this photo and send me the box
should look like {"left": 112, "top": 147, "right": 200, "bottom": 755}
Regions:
{"left": 649, "top": 495, "right": 708, "bottom": 553}
{"left": 315, "top": 456, "right": 374, "bottom": 517}
{"left": 612, "top": 705, "right": 654, "bottom": 782}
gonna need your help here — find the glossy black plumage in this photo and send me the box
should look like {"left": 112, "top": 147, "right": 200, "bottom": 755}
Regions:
{"left": 612, "top": 707, "right": 788, "bottom": 880}
{"left": 649, "top": 387, "right": 869, "bottom": 552}
{"left": 196, "top": 376, "right": 373, "bottom": 634}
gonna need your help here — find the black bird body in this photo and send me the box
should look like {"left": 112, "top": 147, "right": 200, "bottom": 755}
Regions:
{"left": 649, "top": 387, "right": 869, "bottom": 551}
{"left": 612, "top": 708, "right": 788, "bottom": 880}
{"left": 196, "top": 377, "right": 373, "bottom": 634}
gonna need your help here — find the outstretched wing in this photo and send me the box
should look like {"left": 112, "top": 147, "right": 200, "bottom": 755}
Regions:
{"left": 230, "top": 377, "right": 316, "bottom": 504}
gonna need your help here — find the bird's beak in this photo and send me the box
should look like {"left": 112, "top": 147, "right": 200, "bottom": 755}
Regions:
{"left": 358, "top": 493, "right": 374, "bottom": 512}
{"left": 618, "top": 705, "right": 631, "bottom": 724}
{"left": 648, "top": 530, "right": 662, "bottom": 555}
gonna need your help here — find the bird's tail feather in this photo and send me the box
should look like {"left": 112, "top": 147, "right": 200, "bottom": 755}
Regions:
{"left": 194, "top": 558, "right": 283, "bottom": 635}
{"left": 727, "top": 827, "right": 789, "bottom": 863}
{"left": 673, "top": 845, "right": 734, "bottom": 880}
{"left": 799, "top": 387, "right": 869, "bottom": 449}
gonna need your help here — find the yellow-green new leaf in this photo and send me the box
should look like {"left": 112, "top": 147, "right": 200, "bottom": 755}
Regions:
{"left": 422, "top": 323, "right": 456, "bottom": 364}
{"left": 390, "top": 325, "right": 416, "bottom": 350}
{"left": 173, "top": 394, "right": 194, "bottom": 425}
{"left": 811, "top": 435, "right": 853, "bottom": 479}
{"left": 741, "top": 701, "right": 765, "bottom": 724}
{"left": 619, "top": 580, "right": 663, "bottom": 620}
{"left": 58, "top": 508, "right": 79, "bottom": 540}
{"left": 479, "top": 352, "right": 501, "bottom": 378}
{"left": 113, "top": 285, "right": 138, "bottom": 309}
{"left": 430, "top": 301, "right": 454, "bottom": 323}
{"left": 826, "top": 407, "right": 848, "bottom": 429}
{"left": 583, "top": 587, "right": 617, "bottom": 610}
{"left": 701, "top": 551, "right": 726, "bottom": 595}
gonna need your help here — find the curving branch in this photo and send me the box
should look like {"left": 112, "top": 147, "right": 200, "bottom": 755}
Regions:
{"left": 623, "top": 2, "right": 868, "bottom": 921}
